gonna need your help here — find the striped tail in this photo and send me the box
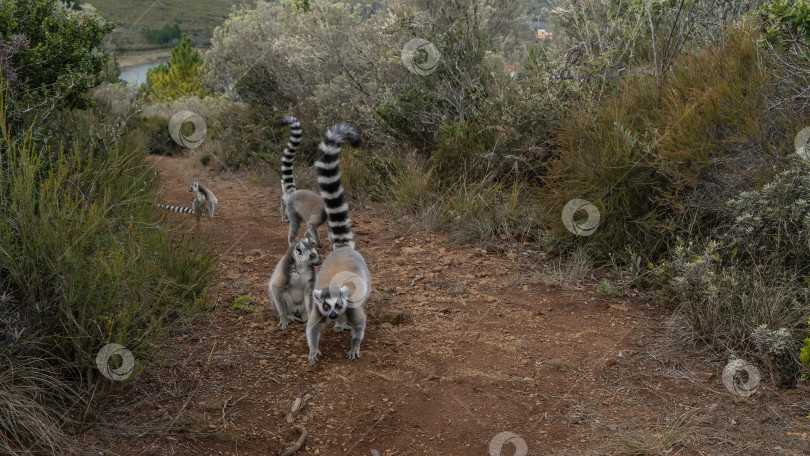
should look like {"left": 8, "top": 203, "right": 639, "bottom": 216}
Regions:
{"left": 279, "top": 116, "right": 302, "bottom": 194}
{"left": 314, "top": 124, "right": 362, "bottom": 250}
{"left": 156, "top": 204, "right": 195, "bottom": 214}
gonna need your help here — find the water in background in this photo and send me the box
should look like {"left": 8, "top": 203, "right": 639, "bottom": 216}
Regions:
{"left": 119, "top": 60, "right": 167, "bottom": 87}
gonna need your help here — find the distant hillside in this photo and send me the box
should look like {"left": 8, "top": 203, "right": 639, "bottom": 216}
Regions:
{"left": 90, "top": 0, "right": 251, "bottom": 54}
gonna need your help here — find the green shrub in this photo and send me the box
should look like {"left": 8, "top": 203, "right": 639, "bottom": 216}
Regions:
{"left": 140, "top": 95, "right": 274, "bottom": 168}
{"left": 337, "top": 147, "right": 398, "bottom": 199}
{"left": 445, "top": 175, "right": 537, "bottom": 244}
{"left": 140, "top": 35, "right": 207, "bottom": 102}
{"left": 140, "top": 20, "right": 181, "bottom": 46}
{"left": 385, "top": 157, "right": 538, "bottom": 241}
{"left": 761, "top": 0, "right": 810, "bottom": 44}
{"left": 233, "top": 295, "right": 259, "bottom": 313}
{"left": 540, "top": 23, "right": 784, "bottom": 263}
{"left": 0, "top": 0, "right": 115, "bottom": 130}
{"left": 387, "top": 154, "right": 435, "bottom": 212}
{"left": 721, "top": 166, "right": 810, "bottom": 275}
{"left": 0, "top": 90, "right": 218, "bottom": 452}
{"left": 659, "top": 240, "right": 809, "bottom": 383}
{"left": 752, "top": 324, "right": 797, "bottom": 385}
{"left": 136, "top": 115, "right": 183, "bottom": 156}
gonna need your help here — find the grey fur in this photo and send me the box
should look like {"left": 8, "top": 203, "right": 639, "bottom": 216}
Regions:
{"left": 156, "top": 181, "right": 217, "bottom": 217}
{"left": 269, "top": 237, "right": 322, "bottom": 330}
{"left": 306, "top": 247, "right": 370, "bottom": 364}
{"left": 286, "top": 189, "right": 327, "bottom": 248}
{"left": 277, "top": 116, "right": 327, "bottom": 246}
{"left": 306, "top": 124, "right": 369, "bottom": 365}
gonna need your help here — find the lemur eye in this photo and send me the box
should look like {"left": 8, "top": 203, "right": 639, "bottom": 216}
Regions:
{"left": 336, "top": 304, "right": 343, "bottom": 310}
{"left": 322, "top": 304, "right": 329, "bottom": 310}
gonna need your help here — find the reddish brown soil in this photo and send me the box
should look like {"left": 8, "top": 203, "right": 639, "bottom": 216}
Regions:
{"left": 83, "top": 155, "right": 810, "bottom": 456}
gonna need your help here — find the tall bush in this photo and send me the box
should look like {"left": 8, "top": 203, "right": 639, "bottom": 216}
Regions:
{"left": 0, "top": 0, "right": 115, "bottom": 130}
{"left": 0, "top": 86, "right": 219, "bottom": 452}
{"left": 141, "top": 34, "right": 207, "bottom": 102}
{"left": 541, "top": 23, "right": 787, "bottom": 262}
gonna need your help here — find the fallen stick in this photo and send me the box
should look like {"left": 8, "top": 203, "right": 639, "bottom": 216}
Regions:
{"left": 280, "top": 425, "right": 307, "bottom": 456}
{"left": 367, "top": 370, "right": 393, "bottom": 382}
{"left": 221, "top": 396, "right": 232, "bottom": 422}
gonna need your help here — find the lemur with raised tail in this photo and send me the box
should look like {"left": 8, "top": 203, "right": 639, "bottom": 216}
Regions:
{"left": 156, "top": 182, "right": 217, "bottom": 217}
{"left": 278, "top": 116, "right": 328, "bottom": 248}
{"left": 305, "top": 124, "right": 370, "bottom": 365}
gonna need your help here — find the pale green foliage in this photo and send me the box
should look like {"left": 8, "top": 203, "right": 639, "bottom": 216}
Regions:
{"left": 660, "top": 239, "right": 810, "bottom": 382}
{"left": 665, "top": 240, "right": 721, "bottom": 306}
{"left": 752, "top": 325, "right": 793, "bottom": 356}
{"left": 205, "top": 0, "right": 529, "bottom": 148}
{"left": 724, "top": 167, "right": 810, "bottom": 274}
{"left": 205, "top": 0, "right": 395, "bottom": 144}
{"left": 752, "top": 324, "right": 799, "bottom": 384}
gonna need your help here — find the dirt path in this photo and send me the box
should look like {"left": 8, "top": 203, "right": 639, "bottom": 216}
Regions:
{"left": 84, "top": 155, "right": 810, "bottom": 455}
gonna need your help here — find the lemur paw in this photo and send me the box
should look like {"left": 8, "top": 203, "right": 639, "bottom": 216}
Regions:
{"left": 333, "top": 322, "right": 350, "bottom": 333}
{"left": 308, "top": 350, "right": 322, "bottom": 365}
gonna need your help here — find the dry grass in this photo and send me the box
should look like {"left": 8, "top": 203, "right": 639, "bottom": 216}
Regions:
{"left": 0, "top": 358, "right": 80, "bottom": 455}
{"left": 536, "top": 248, "right": 593, "bottom": 288}
{"left": 609, "top": 415, "right": 689, "bottom": 455}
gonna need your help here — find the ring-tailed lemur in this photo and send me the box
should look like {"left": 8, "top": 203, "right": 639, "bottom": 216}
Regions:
{"left": 268, "top": 236, "right": 321, "bottom": 330}
{"left": 156, "top": 182, "right": 218, "bottom": 217}
{"left": 306, "top": 124, "right": 370, "bottom": 365}
{"left": 286, "top": 191, "right": 327, "bottom": 248}
{"left": 278, "top": 116, "right": 328, "bottom": 248}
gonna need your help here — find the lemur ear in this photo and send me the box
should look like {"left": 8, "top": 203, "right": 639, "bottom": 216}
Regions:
{"left": 313, "top": 289, "right": 322, "bottom": 301}
{"left": 340, "top": 286, "right": 350, "bottom": 300}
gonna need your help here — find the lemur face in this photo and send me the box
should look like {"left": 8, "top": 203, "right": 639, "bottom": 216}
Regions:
{"left": 312, "top": 286, "right": 350, "bottom": 320}
{"left": 293, "top": 238, "right": 321, "bottom": 266}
